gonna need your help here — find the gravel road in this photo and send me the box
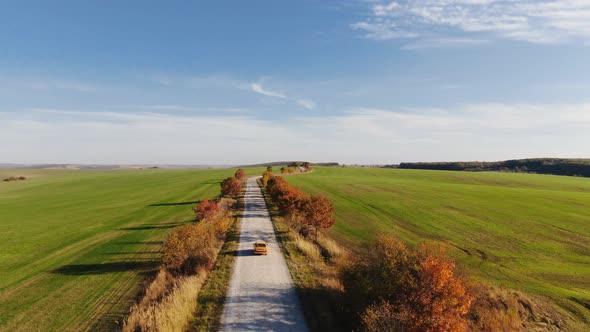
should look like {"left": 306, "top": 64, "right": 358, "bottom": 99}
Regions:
{"left": 220, "top": 177, "right": 308, "bottom": 332}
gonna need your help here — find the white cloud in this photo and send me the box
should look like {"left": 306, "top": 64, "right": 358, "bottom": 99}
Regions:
{"left": 142, "top": 105, "right": 195, "bottom": 112}
{"left": 401, "top": 38, "right": 490, "bottom": 50}
{"left": 148, "top": 74, "right": 315, "bottom": 110}
{"left": 249, "top": 82, "right": 317, "bottom": 110}
{"left": 296, "top": 99, "right": 316, "bottom": 110}
{"left": 1, "top": 102, "right": 589, "bottom": 164}
{"left": 353, "top": 0, "right": 590, "bottom": 45}
{"left": 250, "top": 83, "right": 287, "bottom": 98}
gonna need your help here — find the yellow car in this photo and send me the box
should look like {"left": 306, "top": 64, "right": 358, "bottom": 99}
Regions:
{"left": 253, "top": 241, "right": 268, "bottom": 255}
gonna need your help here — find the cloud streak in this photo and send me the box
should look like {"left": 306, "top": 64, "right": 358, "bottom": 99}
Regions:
{"left": 149, "top": 74, "right": 315, "bottom": 110}
{"left": 250, "top": 83, "right": 287, "bottom": 98}
{"left": 353, "top": 0, "right": 590, "bottom": 45}
{"left": 2, "top": 102, "right": 589, "bottom": 164}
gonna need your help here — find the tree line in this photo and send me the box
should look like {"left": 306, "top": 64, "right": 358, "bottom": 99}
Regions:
{"left": 262, "top": 170, "right": 334, "bottom": 240}
{"left": 395, "top": 158, "right": 590, "bottom": 177}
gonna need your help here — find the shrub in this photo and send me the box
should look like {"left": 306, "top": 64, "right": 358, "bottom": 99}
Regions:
{"left": 266, "top": 176, "right": 288, "bottom": 201}
{"left": 234, "top": 168, "right": 246, "bottom": 180}
{"left": 342, "top": 236, "right": 473, "bottom": 331}
{"left": 280, "top": 167, "right": 286, "bottom": 174}
{"left": 193, "top": 199, "right": 220, "bottom": 221}
{"left": 261, "top": 171, "right": 273, "bottom": 188}
{"left": 3, "top": 176, "right": 26, "bottom": 182}
{"left": 361, "top": 301, "right": 406, "bottom": 332}
{"left": 266, "top": 166, "right": 273, "bottom": 172}
{"left": 162, "top": 224, "right": 218, "bottom": 275}
{"left": 221, "top": 177, "right": 242, "bottom": 197}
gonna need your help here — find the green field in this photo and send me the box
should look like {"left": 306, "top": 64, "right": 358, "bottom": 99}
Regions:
{"left": 0, "top": 168, "right": 254, "bottom": 331}
{"left": 286, "top": 167, "right": 590, "bottom": 324}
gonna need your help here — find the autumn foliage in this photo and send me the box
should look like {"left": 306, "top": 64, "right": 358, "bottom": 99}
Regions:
{"left": 221, "top": 177, "right": 242, "bottom": 197}
{"left": 302, "top": 195, "right": 335, "bottom": 239}
{"left": 344, "top": 235, "right": 474, "bottom": 331}
{"left": 264, "top": 173, "right": 336, "bottom": 239}
{"left": 193, "top": 199, "right": 220, "bottom": 220}
{"left": 234, "top": 168, "right": 246, "bottom": 180}
{"left": 162, "top": 223, "right": 218, "bottom": 274}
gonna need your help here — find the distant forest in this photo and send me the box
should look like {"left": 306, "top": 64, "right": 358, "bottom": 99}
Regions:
{"left": 388, "top": 158, "right": 590, "bottom": 177}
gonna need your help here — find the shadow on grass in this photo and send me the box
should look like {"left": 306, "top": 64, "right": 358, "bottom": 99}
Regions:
{"left": 103, "top": 251, "right": 161, "bottom": 255}
{"left": 52, "top": 261, "right": 158, "bottom": 275}
{"left": 119, "top": 222, "right": 185, "bottom": 231}
{"left": 148, "top": 200, "right": 200, "bottom": 207}
{"left": 116, "top": 240, "right": 163, "bottom": 245}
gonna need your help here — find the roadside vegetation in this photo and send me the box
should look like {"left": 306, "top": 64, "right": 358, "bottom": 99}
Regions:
{"left": 282, "top": 167, "right": 589, "bottom": 331}
{"left": 123, "top": 170, "right": 246, "bottom": 331}
{"left": 0, "top": 167, "right": 260, "bottom": 331}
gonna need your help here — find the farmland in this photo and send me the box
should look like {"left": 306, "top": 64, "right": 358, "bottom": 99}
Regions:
{"left": 0, "top": 168, "right": 255, "bottom": 331}
{"left": 285, "top": 167, "right": 590, "bottom": 325}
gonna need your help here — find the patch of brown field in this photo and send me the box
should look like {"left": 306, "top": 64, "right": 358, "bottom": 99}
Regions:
{"left": 468, "top": 284, "right": 581, "bottom": 332}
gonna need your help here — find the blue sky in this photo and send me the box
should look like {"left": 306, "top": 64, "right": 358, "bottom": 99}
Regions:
{"left": 2, "top": 0, "right": 590, "bottom": 164}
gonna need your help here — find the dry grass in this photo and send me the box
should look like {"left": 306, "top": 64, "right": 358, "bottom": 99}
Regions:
{"left": 260, "top": 182, "right": 351, "bottom": 331}
{"left": 294, "top": 233, "right": 323, "bottom": 261}
{"left": 136, "top": 269, "right": 174, "bottom": 308}
{"left": 122, "top": 192, "right": 242, "bottom": 331}
{"left": 123, "top": 273, "right": 207, "bottom": 332}
{"left": 467, "top": 284, "right": 579, "bottom": 332}
{"left": 317, "top": 235, "right": 346, "bottom": 259}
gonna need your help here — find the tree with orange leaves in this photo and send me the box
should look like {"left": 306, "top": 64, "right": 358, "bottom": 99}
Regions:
{"left": 302, "top": 195, "right": 335, "bottom": 240}
{"left": 221, "top": 177, "right": 242, "bottom": 197}
{"left": 345, "top": 235, "right": 473, "bottom": 332}
{"left": 234, "top": 168, "right": 246, "bottom": 180}
{"left": 275, "top": 183, "right": 307, "bottom": 215}
{"left": 398, "top": 243, "right": 473, "bottom": 331}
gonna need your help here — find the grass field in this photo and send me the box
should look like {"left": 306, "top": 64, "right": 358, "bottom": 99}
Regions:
{"left": 0, "top": 168, "right": 256, "bottom": 331}
{"left": 285, "top": 167, "right": 590, "bottom": 325}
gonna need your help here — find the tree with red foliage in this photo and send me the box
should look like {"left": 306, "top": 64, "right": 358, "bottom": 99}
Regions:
{"left": 302, "top": 195, "right": 335, "bottom": 240}
{"left": 234, "top": 168, "right": 246, "bottom": 180}
{"left": 276, "top": 184, "right": 307, "bottom": 216}
{"left": 266, "top": 176, "right": 286, "bottom": 201}
{"left": 193, "top": 198, "right": 219, "bottom": 220}
{"left": 221, "top": 177, "right": 242, "bottom": 197}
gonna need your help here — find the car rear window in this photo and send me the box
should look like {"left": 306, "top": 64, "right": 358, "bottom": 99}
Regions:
{"left": 256, "top": 243, "right": 267, "bottom": 247}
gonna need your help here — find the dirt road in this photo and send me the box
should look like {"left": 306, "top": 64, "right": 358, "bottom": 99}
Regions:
{"left": 220, "top": 177, "right": 308, "bottom": 332}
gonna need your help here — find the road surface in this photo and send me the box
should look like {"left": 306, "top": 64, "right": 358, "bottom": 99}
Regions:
{"left": 221, "top": 177, "right": 308, "bottom": 332}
